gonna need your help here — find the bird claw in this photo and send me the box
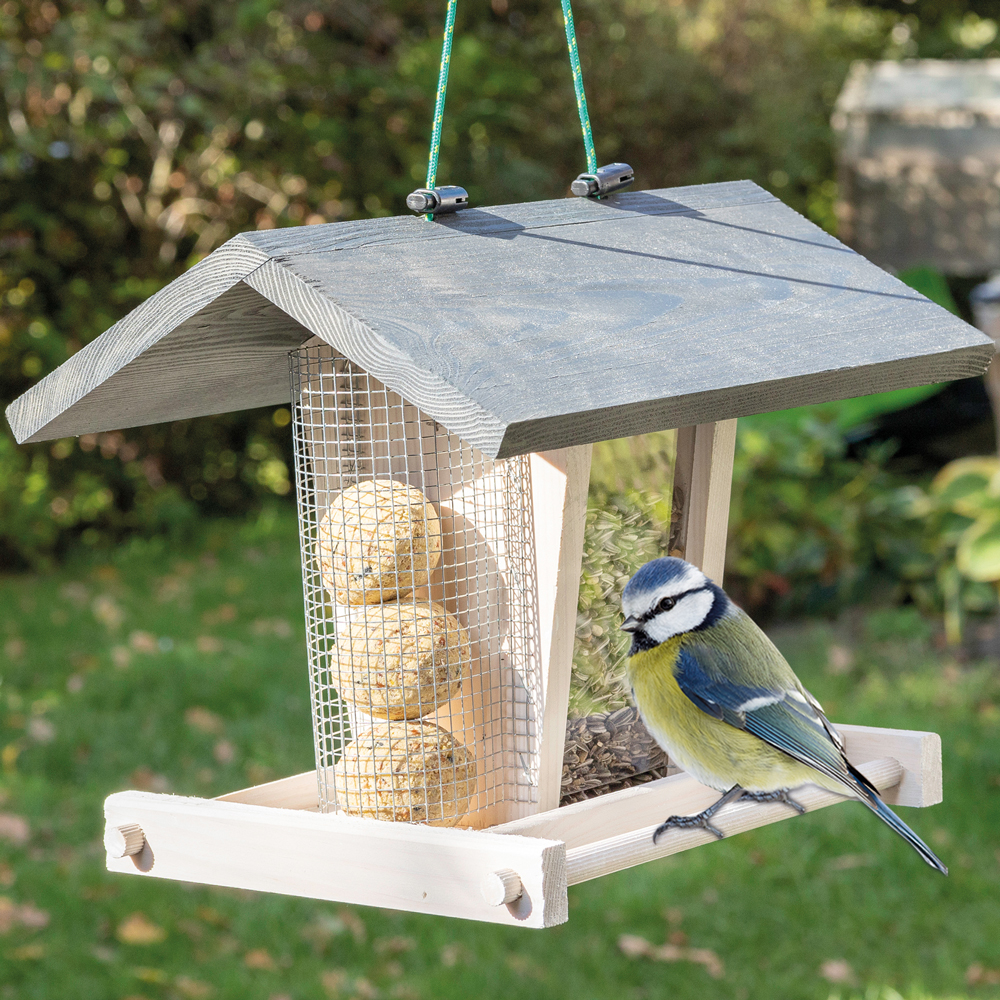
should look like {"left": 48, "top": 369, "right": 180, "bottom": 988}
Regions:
{"left": 653, "top": 812, "right": 726, "bottom": 844}
{"left": 741, "top": 788, "right": 806, "bottom": 815}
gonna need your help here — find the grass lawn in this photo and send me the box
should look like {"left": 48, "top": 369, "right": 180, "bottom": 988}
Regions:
{"left": 1, "top": 506, "right": 999, "bottom": 1000}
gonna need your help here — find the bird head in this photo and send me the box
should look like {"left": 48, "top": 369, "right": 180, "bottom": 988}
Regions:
{"left": 620, "top": 557, "right": 729, "bottom": 653}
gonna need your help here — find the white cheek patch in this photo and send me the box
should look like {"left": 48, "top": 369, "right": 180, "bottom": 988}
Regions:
{"left": 645, "top": 588, "right": 715, "bottom": 643}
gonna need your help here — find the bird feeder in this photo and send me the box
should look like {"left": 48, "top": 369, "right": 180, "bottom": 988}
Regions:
{"left": 6, "top": 181, "right": 990, "bottom": 928}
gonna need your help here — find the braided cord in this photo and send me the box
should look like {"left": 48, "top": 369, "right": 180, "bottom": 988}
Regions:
{"left": 426, "top": 0, "right": 458, "bottom": 192}
{"left": 560, "top": 0, "right": 597, "bottom": 174}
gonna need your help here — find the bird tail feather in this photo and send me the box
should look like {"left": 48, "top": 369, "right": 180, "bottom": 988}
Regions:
{"left": 844, "top": 762, "right": 948, "bottom": 875}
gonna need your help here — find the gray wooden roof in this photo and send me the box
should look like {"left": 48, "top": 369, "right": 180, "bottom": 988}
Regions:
{"left": 6, "top": 180, "right": 992, "bottom": 459}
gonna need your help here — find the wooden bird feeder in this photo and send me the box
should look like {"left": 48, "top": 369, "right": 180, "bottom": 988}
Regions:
{"left": 6, "top": 181, "right": 991, "bottom": 928}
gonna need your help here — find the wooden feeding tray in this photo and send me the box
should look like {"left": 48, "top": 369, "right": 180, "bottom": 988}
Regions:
{"left": 8, "top": 180, "right": 988, "bottom": 929}
{"left": 104, "top": 725, "right": 940, "bottom": 928}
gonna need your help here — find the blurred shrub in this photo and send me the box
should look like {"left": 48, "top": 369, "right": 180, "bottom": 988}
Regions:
{"left": 0, "top": 406, "right": 293, "bottom": 569}
{"left": 726, "top": 416, "right": 931, "bottom": 615}
{"left": 896, "top": 456, "right": 1000, "bottom": 644}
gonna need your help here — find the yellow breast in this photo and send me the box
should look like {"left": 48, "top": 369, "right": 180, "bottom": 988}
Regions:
{"left": 627, "top": 640, "right": 820, "bottom": 793}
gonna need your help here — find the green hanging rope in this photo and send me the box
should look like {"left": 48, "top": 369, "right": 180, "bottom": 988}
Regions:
{"left": 416, "top": 0, "right": 609, "bottom": 215}
{"left": 560, "top": 0, "right": 597, "bottom": 175}
{"left": 425, "top": 0, "right": 458, "bottom": 193}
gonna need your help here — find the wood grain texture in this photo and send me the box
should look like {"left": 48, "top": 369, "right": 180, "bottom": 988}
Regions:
{"left": 8, "top": 181, "right": 993, "bottom": 458}
{"left": 6, "top": 236, "right": 279, "bottom": 443}
{"left": 19, "top": 281, "right": 312, "bottom": 442}
{"left": 530, "top": 447, "right": 593, "bottom": 813}
{"left": 493, "top": 723, "right": 941, "bottom": 849}
{"left": 217, "top": 771, "right": 319, "bottom": 811}
{"left": 671, "top": 421, "right": 737, "bottom": 583}
{"left": 243, "top": 180, "right": 778, "bottom": 258}
{"left": 563, "top": 756, "right": 903, "bottom": 885}
{"left": 105, "top": 789, "right": 568, "bottom": 928}
{"left": 245, "top": 260, "right": 508, "bottom": 457}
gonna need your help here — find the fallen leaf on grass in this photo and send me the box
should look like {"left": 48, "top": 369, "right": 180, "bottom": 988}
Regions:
{"left": 321, "top": 970, "right": 377, "bottom": 999}
{"left": 0, "top": 897, "right": 49, "bottom": 933}
{"left": 827, "top": 854, "right": 874, "bottom": 872}
{"left": 251, "top": 618, "right": 292, "bottom": 638}
{"left": 132, "top": 966, "right": 169, "bottom": 983}
{"left": 321, "top": 969, "right": 347, "bottom": 997}
{"left": 93, "top": 595, "right": 125, "bottom": 630}
{"left": 374, "top": 936, "right": 415, "bottom": 956}
{"left": 60, "top": 582, "right": 89, "bottom": 606}
{"left": 819, "top": 959, "right": 856, "bottom": 984}
{"left": 195, "top": 906, "right": 228, "bottom": 927}
{"left": 506, "top": 953, "right": 545, "bottom": 978}
{"left": 117, "top": 913, "right": 167, "bottom": 945}
{"left": 390, "top": 985, "right": 420, "bottom": 1000}
{"left": 213, "top": 740, "right": 236, "bottom": 765}
{"left": 128, "top": 768, "right": 170, "bottom": 793}
{"left": 202, "top": 604, "right": 237, "bottom": 626}
{"left": 440, "top": 942, "right": 471, "bottom": 967}
{"left": 967, "top": 963, "right": 1000, "bottom": 985}
{"left": 0, "top": 814, "right": 29, "bottom": 845}
{"left": 337, "top": 907, "right": 366, "bottom": 944}
{"left": 129, "top": 631, "right": 158, "bottom": 654}
{"left": 8, "top": 942, "right": 45, "bottom": 960}
{"left": 618, "top": 933, "right": 725, "bottom": 979}
{"left": 185, "top": 707, "right": 224, "bottom": 734}
{"left": 174, "top": 975, "right": 215, "bottom": 998}
{"left": 196, "top": 636, "right": 224, "bottom": 654}
{"left": 1, "top": 745, "right": 21, "bottom": 773}
{"left": 244, "top": 948, "right": 276, "bottom": 970}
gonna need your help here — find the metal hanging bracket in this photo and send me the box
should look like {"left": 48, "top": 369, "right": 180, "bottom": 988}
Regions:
{"left": 571, "top": 162, "right": 635, "bottom": 198}
{"left": 406, "top": 185, "right": 470, "bottom": 217}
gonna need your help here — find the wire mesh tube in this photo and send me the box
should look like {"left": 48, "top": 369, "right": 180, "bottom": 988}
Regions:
{"left": 289, "top": 343, "right": 541, "bottom": 828}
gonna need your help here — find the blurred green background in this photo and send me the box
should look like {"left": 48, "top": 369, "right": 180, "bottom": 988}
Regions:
{"left": 3, "top": 1, "right": 1000, "bottom": 998}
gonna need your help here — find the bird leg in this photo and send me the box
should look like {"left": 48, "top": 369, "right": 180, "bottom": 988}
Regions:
{"left": 739, "top": 788, "right": 806, "bottom": 815}
{"left": 653, "top": 784, "right": 744, "bottom": 844}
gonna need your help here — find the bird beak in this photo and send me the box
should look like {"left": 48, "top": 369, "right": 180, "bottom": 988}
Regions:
{"left": 620, "top": 615, "right": 640, "bottom": 634}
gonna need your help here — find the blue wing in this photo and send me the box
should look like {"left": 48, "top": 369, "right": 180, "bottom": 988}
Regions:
{"left": 674, "top": 640, "right": 851, "bottom": 787}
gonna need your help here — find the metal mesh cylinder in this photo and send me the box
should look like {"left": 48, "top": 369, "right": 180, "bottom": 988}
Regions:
{"left": 290, "top": 343, "right": 540, "bottom": 827}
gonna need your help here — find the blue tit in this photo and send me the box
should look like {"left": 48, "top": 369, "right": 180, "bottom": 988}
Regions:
{"left": 620, "top": 556, "right": 947, "bottom": 874}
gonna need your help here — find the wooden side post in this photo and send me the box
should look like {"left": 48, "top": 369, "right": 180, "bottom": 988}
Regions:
{"left": 671, "top": 420, "right": 737, "bottom": 582}
{"left": 531, "top": 447, "right": 592, "bottom": 814}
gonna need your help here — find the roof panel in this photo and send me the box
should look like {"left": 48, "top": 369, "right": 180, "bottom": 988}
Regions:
{"left": 6, "top": 181, "right": 992, "bottom": 458}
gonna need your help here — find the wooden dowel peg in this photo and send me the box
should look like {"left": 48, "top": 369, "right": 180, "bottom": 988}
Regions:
{"left": 481, "top": 868, "right": 522, "bottom": 906}
{"left": 105, "top": 823, "right": 145, "bottom": 859}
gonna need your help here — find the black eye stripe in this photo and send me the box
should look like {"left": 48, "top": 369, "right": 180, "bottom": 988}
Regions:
{"left": 639, "top": 587, "right": 701, "bottom": 622}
